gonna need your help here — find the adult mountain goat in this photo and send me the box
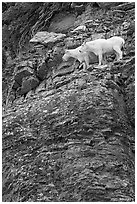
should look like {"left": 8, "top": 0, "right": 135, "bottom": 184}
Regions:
{"left": 79, "top": 36, "right": 125, "bottom": 67}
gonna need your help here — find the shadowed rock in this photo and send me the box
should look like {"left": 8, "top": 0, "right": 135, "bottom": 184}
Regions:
{"left": 12, "top": 80, "right": 21, "bottom": 90}
{"left": 36, "top": 62, "right": 49, "bottom": 81}
{"left": 14, "top": 67, "right": 33, "bottom": 86}
{"left": 19, "top": 76, "right": 39, "bottom": 95}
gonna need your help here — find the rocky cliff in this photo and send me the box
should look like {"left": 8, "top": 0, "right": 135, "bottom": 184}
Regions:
{"left": 2, "top": 2, "right": 135, "bottom": 202}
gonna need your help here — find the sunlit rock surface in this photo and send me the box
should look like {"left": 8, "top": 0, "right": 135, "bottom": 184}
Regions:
{"left": 30, "top": 31, "right": 66, "bottom": 46}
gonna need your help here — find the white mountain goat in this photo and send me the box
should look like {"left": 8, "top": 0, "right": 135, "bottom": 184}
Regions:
{"left": 79, "top": 36, "right": 125, "bottom": 67}
{"left": 62, "top": 46, "right": 90, "bottom": 71}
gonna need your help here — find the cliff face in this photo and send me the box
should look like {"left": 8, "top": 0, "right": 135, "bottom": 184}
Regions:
{"left": 2, "top": 2, "right": 135, "bottom": 202}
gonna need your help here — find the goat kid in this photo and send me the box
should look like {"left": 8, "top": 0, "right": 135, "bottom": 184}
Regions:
{"left": 62, "top": 46, "right": 90, "bottom": 71}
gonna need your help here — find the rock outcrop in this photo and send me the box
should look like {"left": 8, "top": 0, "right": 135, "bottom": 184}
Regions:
{"left": 30, "top": 31, "right": 66, "bottom": 46}
{"left": 14, "top": 67, "right": 33, "bottom": 86}
{"left": 18, "top": 76, "right": 39, "bottom": 95}
{"left": 2, "top": 2, "right": 135, "bottom": 202}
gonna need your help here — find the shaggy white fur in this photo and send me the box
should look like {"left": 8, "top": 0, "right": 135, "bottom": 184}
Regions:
{"left": 79, "top": 36, "right": 125, "bottom": 66}
{"left": 62, "top": 46, "right": 90, "bottom": 70}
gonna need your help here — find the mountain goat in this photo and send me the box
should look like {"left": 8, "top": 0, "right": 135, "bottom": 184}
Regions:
{"left": 79, "top": 36, "right": 125, "bottom": 66}
{"left": 62, "top": 46, "right": 90, "bottom": 71}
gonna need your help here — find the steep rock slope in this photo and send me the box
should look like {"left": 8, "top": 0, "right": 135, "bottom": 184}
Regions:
{"left": 2, "top": 2, "right": 135, "bottom": 202}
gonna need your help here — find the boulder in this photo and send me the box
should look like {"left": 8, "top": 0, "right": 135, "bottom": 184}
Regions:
{"left": 30, "top": 31, "right": 66, "bottom": 46}
{"left": 70, "top": 25, "right": 86, "bottom": 33}
{"left": 19, "top": 76, "right": 39, "bottom": 95}
{"left": 36, "top": 62, "right": 49, "bottom": 81}
{"left": 14, "top": 67, "right": 33, "bottom": 86}
{"left": 51, "top": 46, "right": 65, "bottom": 67}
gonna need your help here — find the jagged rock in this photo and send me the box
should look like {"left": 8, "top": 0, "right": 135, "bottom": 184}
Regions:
{"left": 53, "top": 76, "right": 73, "bottom": 89}
{"left": 70, "top": 25, "right": 86, "bottom": 33}
{"left": 15, "top": 61, "right": 33, "bottom": 73}
{"left": 50, "top": 45, "right": 65, "bottom": 67}
{"left": 64, "top": 37, "right": 74, "bottom": 48}
{"left": 113, "top": 2, "right": 135, "bottom": 11}
{"left": 64, "top": 37, "right": 81, "bottom": 49}
{"left": 126, "top": 22, "right": 135, "bottom": 36}
{"left": 91, "top": 33, "right": 106, "bottom": 40}
{"left": 123, "top": 57, "right": 135, "bottom": 70}
{"left": 53, "top": 61, "right": 75, "bottom": 78}
{"left": 36, "top": 62, "right": 49, "bottom": 81}
{"left": 95, "top": 2, "right": 125, "bottom": 10}
{"left": 85, "top": 20, "right": 100, "bottom": 30}
{"left": 35, "top": 80, "right": 46, "bottom": 94}
{"left": 106, "top": 79, "right": 123, "bottom": 93}
{"left": 19, "top": 76, "right": 39, "bottom": 95}
{"left": 45, "top": 76, "right": 54, "bottom": 90}
{"left": 14, "top": 67, "right": 33, "bottom": 86}
{"left": 58, "top": 59, "right": 79, "bottom": 70}
{"left": 125, "top": 82, "right": 135, "bottom": 126}
{"left": 33, "top": 44, "right": 45, "bottom": 56}
{"left": 30, "top": 31, "right": 66, "bottom": 46}
{"left": 25, "top": 90, "right": 35, "bottom": 99}
{"left": 12, "top": 80, "right": 21, "bottom": 90}
{"left": 53, "top": 46, "right": 63, "bottom": 56}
